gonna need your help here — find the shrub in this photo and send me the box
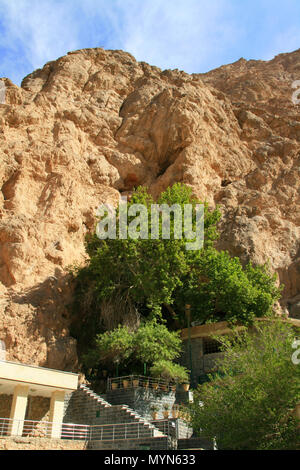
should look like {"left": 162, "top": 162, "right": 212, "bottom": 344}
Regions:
{"left": 150, "top": 360, "right": 189, "bottom": 383}
{"left": 187, "top": 319, "right": 300, "bottom": 450}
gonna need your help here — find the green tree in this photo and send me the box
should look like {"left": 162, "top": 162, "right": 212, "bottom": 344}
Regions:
{"left": 83, "top": 325, "right": 134, "bottom": 371}
{"left": 176, "top": 249, "right": 281, "bottom": 325}
{"left": 134, "top": 320, "right": 182, "bottom": 364}
{"left": 77, "top": 183, "right": 220, "bottom": 319}
{"left": 71, "top": 183, "right": 282, "bottom": 355}
{"left": 187, "top": 319, "right": 300, "bottom": 450}
{"left": 84, "top": 320, "right": 185, "bottom": 377}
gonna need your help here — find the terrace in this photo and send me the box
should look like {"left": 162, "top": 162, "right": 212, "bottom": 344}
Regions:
{"left": 0, "top": 355, "right": 78, "bottom": 438}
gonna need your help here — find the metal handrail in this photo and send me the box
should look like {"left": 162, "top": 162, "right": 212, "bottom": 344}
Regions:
{"left": 107, "top": 375, "right": 177, "bottom": 391}
{"left": 150, "top": 418, "right": 178, "bottom": 438}
{"left": 0, "top": 418, "right": 90, "bottom": 440}
{"left": 88, "top": 421, "right": 157, "bottom": 441}
{"left": 0, "top": 417, "right": 163, "bottom": 441}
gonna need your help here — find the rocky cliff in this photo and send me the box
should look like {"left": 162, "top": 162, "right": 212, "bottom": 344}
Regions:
{"left": 0, "top": 48, "right": 299, "bottom": 369}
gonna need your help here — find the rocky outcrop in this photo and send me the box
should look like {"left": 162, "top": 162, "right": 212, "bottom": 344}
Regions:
{"left": 0, "top": 48, "right": 299, "bottom": 369}
{"left": 200, "top": 52, "right": 300, "bottom": 308}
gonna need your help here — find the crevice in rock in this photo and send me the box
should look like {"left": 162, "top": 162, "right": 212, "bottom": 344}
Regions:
{"left": 1, "top": 171, "right": 20, "bottom": 200}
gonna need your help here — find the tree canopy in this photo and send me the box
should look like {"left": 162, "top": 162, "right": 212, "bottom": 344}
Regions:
{"left": 83, "top": 320, "right": 185, "bottom": 379}
{"left": 71, "top": 183, "right": 282, "bottom": 358}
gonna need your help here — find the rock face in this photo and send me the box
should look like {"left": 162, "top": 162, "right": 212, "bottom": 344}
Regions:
{"left": 0, "top": 48, "right": 299, "bottom": 369}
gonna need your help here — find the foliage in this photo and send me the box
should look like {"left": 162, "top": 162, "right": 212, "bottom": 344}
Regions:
{"left": 71, "top": 182, "right": 282, "bottom": 359}
{"left": 134, "top": 320, "right": 182, "bottom": 364}
{"left": 176, "top": 249, "right": 282, "bottom": 325}
{"left": 150, "top": 404, "right": 160, "bottom": 412}
{"left": 150, "top": 359, "right": 189, "bottom": 383}
{"left": 83, "top": 325, "right": 134, "bottom": 368}
{"left": 73, "top": 183, "right": 220, "bottom": 322}
{"left": 83, "top": 320, "right": 184, "bottom": 375}
{"left": 187, "top": 320, "right": 300, "bottom": 450}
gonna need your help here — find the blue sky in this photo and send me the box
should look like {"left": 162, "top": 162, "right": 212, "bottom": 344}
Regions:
{"left": 0, "top": 0, "right": 300, "bottom": 86}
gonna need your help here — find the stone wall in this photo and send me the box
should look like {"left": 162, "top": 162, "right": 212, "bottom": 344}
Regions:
{"left": 106, "top": 387, "right": 177, "bottom": 421}
{"left": 180, "top": 338, "right": 223, "bottom": 384}
{"left": 0, "top": 436, "right": 87, "bottom": 450}
{"left": 64, "top": 388, "right": 150, "bottom": 427}
{"left": 64, "top": 389, "right": 102, "bottom": 425}
{"left": 26, "top": 396, "right": 50, "bottom": 422}
{"left": 177, "top": 419, "right": 193, "bottom": 439}
{"left": 88, "top": 437, "right": 169, "bottom": 450}
{"left": 0, "top": 394, "right": 50, "bottom": 422}
{"left": 65, "top": 385, "right": 192, "bottom": 424}
{"left": 152, "top": 418, "right": 193, "bottom": 439}
{"left": 0, "top": 395, "right": 12, "bottom": 419}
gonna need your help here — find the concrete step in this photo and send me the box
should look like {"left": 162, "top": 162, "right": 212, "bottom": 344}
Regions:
{"left": 79, "top": 384, "right": 165, "bottom": 438}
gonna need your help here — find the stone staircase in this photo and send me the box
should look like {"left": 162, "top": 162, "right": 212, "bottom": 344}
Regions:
{"left": 64, "top": 384, "right": 167, "bottom": 449}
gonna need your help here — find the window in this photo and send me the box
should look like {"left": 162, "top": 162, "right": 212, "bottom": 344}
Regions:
{"left": 203, "top": 338, "right": 221, "bottom": 355}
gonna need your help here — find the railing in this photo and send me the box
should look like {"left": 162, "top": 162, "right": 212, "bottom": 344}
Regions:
{"left": 89, "top": 422, "right": 154, "bottom": 441}
{"left": 107, "top": 375, "right": 176, "bottom": 392}
{"left": 0, "top": 418, "right": 90, "bottom": 440}
{"left": 150, "top": 419, "right": 178, "bottom": 438}
{"left": 0, "top": 418, "right": 162, "bottom": 441}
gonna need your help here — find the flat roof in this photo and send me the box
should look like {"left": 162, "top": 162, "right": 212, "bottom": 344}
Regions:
{"left": 181, "top": 317, "right": 300, "bottom": 340}
{"left": 0, "top": 360, "right": 78, "bottom": 396}
{"left": 0, "top": 360, "right": 77, "bottom": 376}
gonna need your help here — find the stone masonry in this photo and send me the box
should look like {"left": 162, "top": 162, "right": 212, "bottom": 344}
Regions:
{"left": 180, "top": 337, "right": 223, "bottom": 385}
{"left": 64, "top": 384, "right": 165, "bottom": 443}
{"left": 0, "top": 395, "right": 12, "bottom": 419}
{"left": 64, "top": 384, "right": 195, "bottom": 448}
{"left": 106, "top": 387, "right": 177, "bottom": 421}
{"left": 0, "top": 436, "right": 87, "bottom": 450}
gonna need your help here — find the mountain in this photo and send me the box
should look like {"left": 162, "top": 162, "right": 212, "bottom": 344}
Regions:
{"left": 0, "top": 47, "right": 299, "bottom": 369}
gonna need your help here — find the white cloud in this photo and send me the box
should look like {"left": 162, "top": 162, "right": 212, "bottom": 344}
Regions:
{"left": 0, "top": 0, "right": 80, "bottom": 83}
{"left": 0, "top": 0, "right": 241, "bottom": 84}
{"left": 87, "top": 0, "right": 240, "bottom": 73}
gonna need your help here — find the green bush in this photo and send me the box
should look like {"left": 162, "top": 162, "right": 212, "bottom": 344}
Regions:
{"left": 83, "top": 325, "right": 133, "bottom": 369}
{"left": 84, "top": 320, "right": 185, "bottom": 376}
{"left": 150, "top": 360, "right": 189, "bottom": 383}
{"left": 187, "top": 319, "right": 300, "bottom": 450}
{"left": 134, "top": 320, "right": 182, "bottom": 364}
